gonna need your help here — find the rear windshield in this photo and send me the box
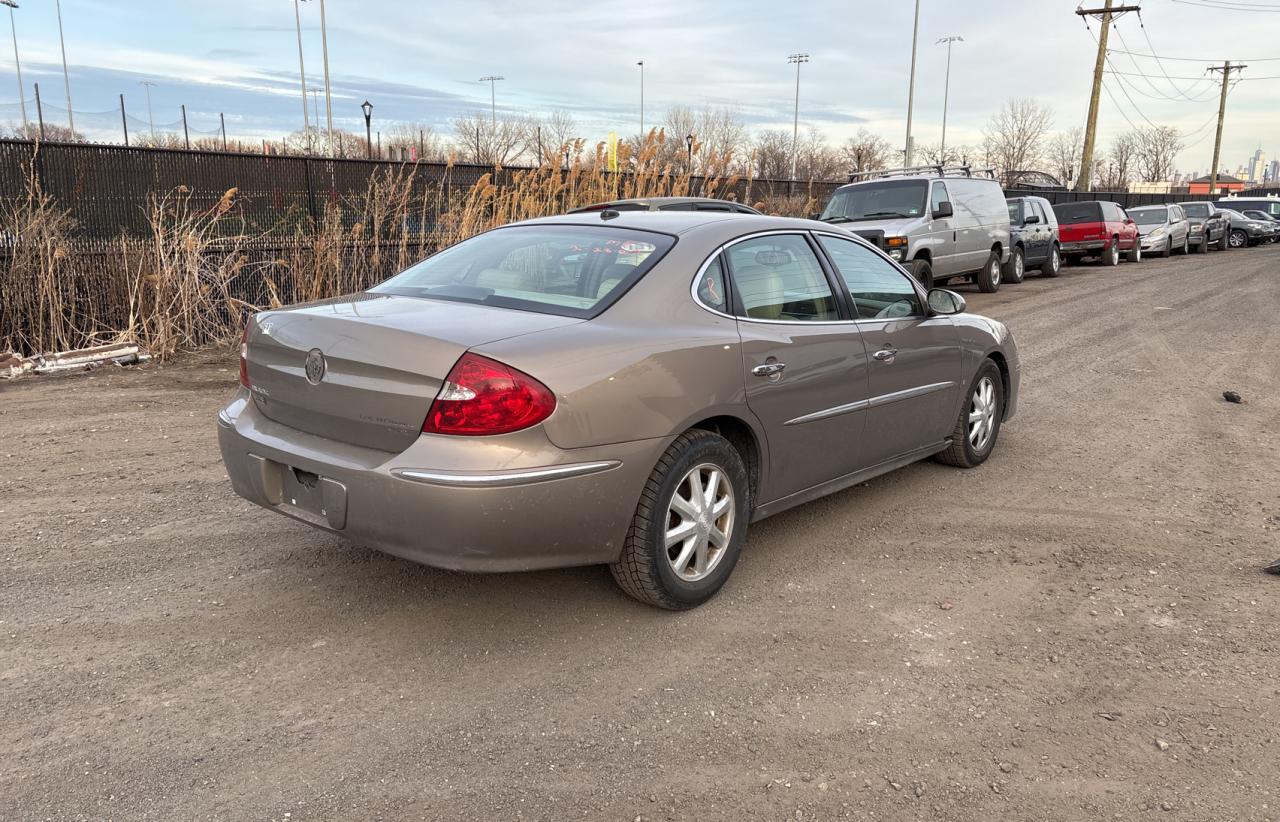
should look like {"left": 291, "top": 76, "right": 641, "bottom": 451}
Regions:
{"left": 820, "top": 180, "right": 928, "bottom": 223}
{"left": 373, "top": 225, "right": 675, "bottom": 318}
{"left": 1127, "top": 207, "right": 1168, "bottom": 225}
{"left": 1182, "top": 203, "right": 1210, "bottom": 217}
{"left": 1053, "top": 202, "right": 1104, "bottom": 224}
{"left": 1007, "top": 200, "right": 1021, "bottom": 223}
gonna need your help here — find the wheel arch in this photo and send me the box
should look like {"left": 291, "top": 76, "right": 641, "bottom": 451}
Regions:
{"left": 984, "top": 349, "right": 1012, "bottom": 419}
{"left": 684, "top": 414, "right": 765, "bottom": 507}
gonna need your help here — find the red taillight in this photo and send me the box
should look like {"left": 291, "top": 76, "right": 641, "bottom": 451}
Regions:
{"left": 238, "top": 324, "right": 251, "bottom": 388}
{"left": 423, "top": 353, "right": 556, "bottom": 436}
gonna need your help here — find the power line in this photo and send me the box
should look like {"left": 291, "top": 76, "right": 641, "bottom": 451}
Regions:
{"left": 1106, "top": 46, "right": 1280, "bottom": 61}
{"left": 1132, "top": 11, "right": 1225, "bottom": 99}
{"left": 1169, "top": 0, "right": 1280, "bottom": 12}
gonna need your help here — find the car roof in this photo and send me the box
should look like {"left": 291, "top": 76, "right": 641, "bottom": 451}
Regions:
{"left": 568, "top": 196, "right": 761, "bottom": 214}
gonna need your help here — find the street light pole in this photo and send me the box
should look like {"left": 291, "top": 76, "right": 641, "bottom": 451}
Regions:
{"left": 317, "top": 0, "right": 334, "bottom": 156}
{"left": 937, "top": 35, "right": 963, "bottom": 165}
{"left": 787, "top": 53, "right": 809, "bottom": 182}
{"left": 361, "top": 100, "right": 372, "bottom": 159}
{"left": 480, "top": 75, "right": 503, "bottom": 126}
{"left": 54, "top": 0, "right": 72, "bottom": 133}
{"left": 637, "top": 60, "right": 644, "bottom": 138}
{"left": 904, "top": 0, "right": 921, "bottom": 166}
{"left": 139, "top": 80, "right": 156, "bottom": 141}
{"left": 293, "top": 0, "right": 310, "bottom": 149}
{"left": 1, "top": 1, "right": 26, "bottom": 128}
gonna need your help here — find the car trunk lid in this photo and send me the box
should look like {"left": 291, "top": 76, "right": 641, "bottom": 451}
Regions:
{"left": 245, "top": 293, "right": 581, "bottom": 452}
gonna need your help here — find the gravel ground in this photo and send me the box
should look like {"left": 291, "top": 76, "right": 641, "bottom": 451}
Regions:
{"left": 2, "top": 245, "right": 1279, "bottom": 821}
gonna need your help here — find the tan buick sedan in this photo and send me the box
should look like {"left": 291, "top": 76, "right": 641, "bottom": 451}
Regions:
{"left": 218, "top": 211, "right": 1020, "bottom": 609}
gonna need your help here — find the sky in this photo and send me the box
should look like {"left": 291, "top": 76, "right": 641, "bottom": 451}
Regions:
{"left": 1, "top": 0, "right": 1277, "bottom": 176}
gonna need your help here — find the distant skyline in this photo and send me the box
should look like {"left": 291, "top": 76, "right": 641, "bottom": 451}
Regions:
{"left": 1, "top": 0, "right": 1277, "bottom": 174}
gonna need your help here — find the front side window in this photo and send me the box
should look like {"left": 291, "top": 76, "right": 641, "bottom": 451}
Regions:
{"left": 817, "top": 235, "right": 923, "bottom": 320}
{"left": 931, "top": 183, "right": 951, "bottom": 215}
{"left": 374, "top": 225, "right": 674, "bottom": 318}
{"left": 727, "top": 235, "right": 839, "bottom": 322}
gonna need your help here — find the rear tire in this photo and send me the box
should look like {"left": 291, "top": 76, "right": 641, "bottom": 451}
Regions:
{"left": 1124, "top": 241, "right": 1141, "bottom": 263}
{"left": 1040, "top": 244, "right": 1062, "bottom": 277}
{"left": 1099, "top": 238, "right": 1119, "bottom": 267}
{"left": 610, "top": 430, "right": 750, "bottom": 610}
{"left": 936, "top": 360, "right": 1004, "bottom": 469}
{"left": 975, "top": 250, "right": 1002, "bottom": 293}
{"left": 1003, "top": 246, "right": 1026, "bottom": 284}
{"left": 909, "top": 259, "right": 935, "bottom": 291}
{"left": 1175, "top": 235, "right": 1188, "bottom": 255}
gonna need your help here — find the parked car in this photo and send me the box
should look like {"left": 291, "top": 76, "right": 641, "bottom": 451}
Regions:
{"left": 1218, "top": 208, "right": 1274, "bottom": 248}
{"left": 1177, "top": 202, "right": 1229, "bottom": 253}
{"left": 1052, "top": 200, "right": 1141, "bottom": 265}
{"left": 1239, "top": 209, "right": 1280, "bottom": 242}
{"left": 569, "top": 196, "right": 762, "bottom": 215}
{"left": 1005, "top": 196, "right": 1062, "bottom": 280}
{"left": 219, "top": 212, "right": 1020, "bottom": 609}
{"left": 818, "top": 166, "right": 1011, "bottom": 293}
{"left": 1126, "top": 203, "right": 1191, "bottom": 257}
{"left": 1214, "top": 194, "right": 1280, "bottom": 220}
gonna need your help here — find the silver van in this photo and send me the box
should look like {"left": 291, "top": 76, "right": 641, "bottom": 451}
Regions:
{"left": 818, "top": 166, "right": 1012, "bottom": 292}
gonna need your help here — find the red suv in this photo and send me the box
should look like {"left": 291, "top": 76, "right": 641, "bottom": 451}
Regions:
{"left": 1052, "top": 200, "right": 1141, "bottom": 266}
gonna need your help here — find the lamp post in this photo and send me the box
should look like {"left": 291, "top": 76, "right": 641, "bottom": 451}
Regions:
{"left": 937, "top": 35, "right": 963, "bottom": 165}
{"left": 54, "top": 0, "right": 72, "bottom": 132}
{"left": 139, "top": 80, "right": 156, "bottom": 141}
{"left": 293, "top": 0, "right": 310, "bottom": 150}
{"left": 903, "top": 0, "right": 921, "bottom": 166}
{"left": 637, "top": 59, "right": 644, "bottom": 138}
{"left": 685, "top": 132, "right": 694, "bottom": 164}
{"left": 787, "top": 53, "right": 809, "bottom": 182}
{"left": 479, "top": 75, "right": 503, "bottom": 126}
{"left": 1, "top": 0, "right": 25, "bottom": 128}
{"left": 317, "top": 0, "right": 334, "bottom": 156}
{"left": 361, "top": 100, "right": 372, "bottom": 159}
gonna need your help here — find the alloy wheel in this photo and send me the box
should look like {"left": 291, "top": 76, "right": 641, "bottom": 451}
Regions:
{"left": 1049, "top": 247, "right": 1060, "bottom": 273}
{"left": 1014, "top": 253, "right": 1024, "bottom": 281}
{"left": 664, "top": 463, "right": 735, "bottom": 582}
{"left": 968, "top": 376, "right": 997, "bottom": 453}
{"left": 990, "top": 257, "right": 1002, "bottom": 286}
{"left": 1230, "top": 230, "right": 1246, "bottom": 248}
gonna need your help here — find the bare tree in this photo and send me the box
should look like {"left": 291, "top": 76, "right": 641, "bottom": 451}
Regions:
{"left": 1046, "top": 127, "right": 1084, "bottom": 187}
{"left": 1098, "top": 132, "right": 1139, "bottom": 190}
{"left": 1136, "top": 125, "right": 1183, "bottom": 183}
{"left": 794, "top": 128, "right": 843, "bottom": 181}
{"left": 384, "top": 123, "right": 450, "bottom": 162}
{"left": 751, "top": 130, "right": 792, "bottom": 180}
{"left": 453, "top": 112, "right": 525, "bottom": 166}
{"left": 695, "top": 106, "right": 746, "bottom": 173}
{"left": 8, "top": 122, "right": 85, "bottom": 142}
{"left": 841, "top": 129, "right": 894, "bottom": 174}
{"left": 981, "top": 98, "right": 1054, "bottom": 184}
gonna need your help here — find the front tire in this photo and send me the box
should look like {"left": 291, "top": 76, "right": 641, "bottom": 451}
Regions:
{"left": 610, "top": 430, "right": 750, "bottom": 610}
{"left": 1158, "top": 237, "right": 1171, "bottom": 258}
{"left": 1002, "top": 246, "right": 1026, "bottom": 284}
{"left": 975, "top": 250, "right": 1002, "bottom": 293}
{"left": 1197, "top": 237, "right": 1209, "bottom": 254}
{"left": 1229, "top": 229, "right": 1247, "bottom": 249}
{"left": 936, "top": 360, "right": 1004, "bottom": 468}
{"left": 909, "top": 258, "right": 935, "bottom": 291}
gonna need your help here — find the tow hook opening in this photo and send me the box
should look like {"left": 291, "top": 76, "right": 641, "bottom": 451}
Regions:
{"left": 292, "top": 467, "right": 320, "bottom": 489}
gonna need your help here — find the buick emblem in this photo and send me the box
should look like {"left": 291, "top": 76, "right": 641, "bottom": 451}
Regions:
{"left": 304, "top": 348, "right": 326, "bottom": 385}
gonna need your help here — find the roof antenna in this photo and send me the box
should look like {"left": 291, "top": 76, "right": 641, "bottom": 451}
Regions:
{"left": 600, "top": 209, "right": 620, "bottom": 221}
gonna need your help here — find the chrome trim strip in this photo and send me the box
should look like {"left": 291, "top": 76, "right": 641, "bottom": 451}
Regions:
{"left": 783, "top": 381, "right": 956, "bottom": 426}
{"left": 393, "top": 460, "right": 621, "bottom": 488}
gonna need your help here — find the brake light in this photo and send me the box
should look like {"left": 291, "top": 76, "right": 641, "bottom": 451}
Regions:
{"left": 423, "top": 353, "right": 556, "bottom": 436}
{"left": 238, "top": 324, "right": 251, "bottom": 388}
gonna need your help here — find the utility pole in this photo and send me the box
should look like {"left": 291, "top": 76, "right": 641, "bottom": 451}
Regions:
{"left": 637, "top": 60, "right": 644, "bottom": 138}
{"left": 903, "top": 0, "right": 921, "bottom": 166}
{"left": 937, "top": 35, "right": 963, "bottom": 165}
{"left": 318, "top": 0, "right": 334, "bottom": 156}
{"left": 1207, "top": 61, "right": 1244, "bottom": 195}
{"left": 139, "top": 80, "right": 156, "bottom": 141}
{"left": 54, "top": 0, "right": 72, "bottom": 133}
{"left": 787, "top": 52, "right": 809, "bottom": 182}
{"left": 480, "top": 75, "right": 503, "bottom": 126}
{"left": 2, "top": 0, "right": 26, "bottom": 128}
{"left": 293, "top": 0, "right": 309, "bottom": 149}
{"left": 1075, "top": 1, "right": 1141, "bottom": 191}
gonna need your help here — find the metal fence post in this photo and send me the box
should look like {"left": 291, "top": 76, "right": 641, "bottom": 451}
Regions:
{"left": 33, "top": 82, "right": 45, "bottom": 141}
{"left": 220, "top": 113, "right": 227, "bottom": 151}
{"left": 181, "top": 104, "right": 190, "bottom": 150}
{"left": 120, "top": 94, "right": 128, "bottom": 146}
{"left": 304, "top": 155, "right": 319, "bottom": 228}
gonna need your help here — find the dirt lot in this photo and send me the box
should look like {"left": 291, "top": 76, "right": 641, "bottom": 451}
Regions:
{"left": 3, "top": 245, "right": 1279, "bottom": 821}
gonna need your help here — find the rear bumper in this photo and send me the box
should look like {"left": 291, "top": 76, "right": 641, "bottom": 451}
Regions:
{"left": 1059, "top": 240, "right": 1106, "bottom": 253}
{"left": 217, "top": 390, "right": 661, "bottom": 572}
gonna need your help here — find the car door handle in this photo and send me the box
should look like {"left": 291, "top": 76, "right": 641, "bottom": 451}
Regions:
{"left": 752, "top": 362, "right": 786, "bottom": 377}
{"left": 873, "top": 348, "right": 897, "bottom": 362}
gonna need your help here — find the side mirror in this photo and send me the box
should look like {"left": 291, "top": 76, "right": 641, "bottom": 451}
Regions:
{"left": 927, "top": 288, "right": 967, "bottom": 316}
{"left": 1024, "top": 214, "right": 1040, "bottom": 225}
{"left": 932, "top": 202, "right": 954, "bottom": 219}
{"left": 809, "top": 212, "right": 822, "bottom": 221}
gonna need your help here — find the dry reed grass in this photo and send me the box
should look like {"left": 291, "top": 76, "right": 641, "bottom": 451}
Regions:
{"left": 1, "top": 132, "right": 823, "bottom": 360}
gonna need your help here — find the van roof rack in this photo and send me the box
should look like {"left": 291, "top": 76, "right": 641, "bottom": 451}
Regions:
{"left": 846, "top": 164, "right": 996, "bottom": 183}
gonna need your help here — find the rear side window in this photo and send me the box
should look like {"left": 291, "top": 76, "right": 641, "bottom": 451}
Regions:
{"left": 727, "top": 235, "right": 840, "bottom": 322}
{"left": 1054, "top": 202, "right": 1104, "bottom": 224}
{"left": 817, "top": 235, "right": 922, "bottom": 319}
{"left": 374, "top": 225, "right": 675, "bottom": 318}
{"left": 697, "top": 256, "right": 729, "bottom": 313}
